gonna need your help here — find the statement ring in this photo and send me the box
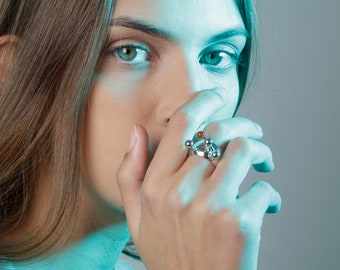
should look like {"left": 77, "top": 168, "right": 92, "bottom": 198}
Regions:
{"left": 185, "top": 131, "right": 221, "bottom": 161}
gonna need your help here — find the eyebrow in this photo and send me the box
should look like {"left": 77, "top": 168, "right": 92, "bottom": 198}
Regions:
{"left": 206, "top": 29, "right": 249, "bottom": 44}
{"left": 110, "top": 16, "right": 249, "bottom": 43}
{"left": 111, "top": 17, "right": 175, "bottom": 40}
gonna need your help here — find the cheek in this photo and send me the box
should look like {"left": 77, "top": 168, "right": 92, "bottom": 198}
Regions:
{"left": 95, "top": 70, "right": 148, "bottom": 98}
{"left": 80, "top": 83, "right": 135, "bottom": 207}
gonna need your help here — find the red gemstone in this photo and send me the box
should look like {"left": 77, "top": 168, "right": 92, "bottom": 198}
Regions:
{"left": 197, "top": 131, "right": 204, "bottom": 139}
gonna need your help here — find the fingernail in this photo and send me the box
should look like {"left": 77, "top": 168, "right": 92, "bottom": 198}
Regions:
{"left": 253, "top": 159, "right": 274, "bottom": 172}
{"left": 128, "top": 124, "right": 137, "bottom": 152}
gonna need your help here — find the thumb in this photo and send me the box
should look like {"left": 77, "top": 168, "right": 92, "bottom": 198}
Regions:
{"left": 117, "top": 124, "right": 149, "bottom": 244}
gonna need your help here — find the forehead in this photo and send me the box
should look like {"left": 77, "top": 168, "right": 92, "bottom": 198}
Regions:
{"left": 112, "top": 0, "right": 244, "bottom": 42}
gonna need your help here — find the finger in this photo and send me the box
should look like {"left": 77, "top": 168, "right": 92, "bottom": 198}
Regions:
{"left": 177, "top": 156, "right": 215, "bottom": 207}
{"left": 234, "top": 181, "right": 280, "bottom": 270}
{"left": 117, "top": 124, "right": 150, "bottom": 244}
{"left": 203, "top": 117, "right": 263, "bottom": 147}
{"left": 148, "top": 87, "right": 228, "bottom": 177}
{"left": 208, "top": 138, "right": 274, "bottom": 213}
{"left": 236, "top": 181, "right": 281, "bottom": 234}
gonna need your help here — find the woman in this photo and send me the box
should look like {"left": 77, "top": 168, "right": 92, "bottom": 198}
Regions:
{"left": 0, "top": 0, "right": 281, "bottom": 269}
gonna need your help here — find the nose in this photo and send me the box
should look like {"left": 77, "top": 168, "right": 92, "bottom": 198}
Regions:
{"left": 155, "top": 49, "right": 213, "bottom": 124}
{"left": 142, "top": 48, "right": 218, "bottom": 153}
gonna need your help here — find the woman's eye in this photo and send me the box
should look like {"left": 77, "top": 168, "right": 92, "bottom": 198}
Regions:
{"left": 199, "top": 50, "right": 237, "bottom": 70}
{"left": 117, "top": 46, "right": 139, "bottom": 61}
{"left": 107, "top": 44, "right": 151, "bottom": 66}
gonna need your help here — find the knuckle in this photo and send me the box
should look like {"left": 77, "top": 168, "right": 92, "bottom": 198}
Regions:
{"left": 213, "top": 209, "right": 245, "bottom": 241}
{"left": 168, "top": 111, "right": 187, "bottom": 132}
{"left": 238, "top": 211, "right": 263, "bottom": 235}
{"left": 238, "top": 116, "right": 260, "bottom": 129}
{"left": 142, "top": 181, "right": 183, "bottom": 213}
{"left": 228, "top": 137, "right": 253, "bottom": 155}
{"left": 261, "top": 143, "right": 272, "bottom": 157}
{"left": 252, "top": 181, "right": 281, "bottom": 212}
{"left": 233, "top": 116, "right": 253, "bottom": 128}
{"left": 228, "top": 138, "right": 272, "bottom": 162}
{"left": 254, "top": 180, "right": 274, "bottom": 193}
{"left": 198, "top": 88, "right": 225, "bottom": 103}
{"left": 234, "top": 116, "right": 250, "bottom": 122}
{"left": 167, "top": 187, "right": 184, "bottom": 211}
{"left": 116, "top": 173, "right": 125, "bottom": 186}
{"left": 206, "top": 121, "right": 236, "bottom": 139}
{"left": 204, "top": 121, "right": 221, "bottom": 135}
{"left": 168, "top": 110, "right": 197, "bottom": 133}
{"left": 187, "top": 198, "right": 208, "bottom": 219}
{"left": 215, "top": 209, "right": 239, "bottom": 227}
{"left": 116, "top": 172, "right": 130, "bottom": 189}
{"left": 141, "top": 182, "right": 160, "bottom": 206}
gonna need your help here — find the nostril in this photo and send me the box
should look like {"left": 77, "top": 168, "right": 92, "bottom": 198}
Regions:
{"left": 156, "top": 100, "right": 173, "bottom": 126}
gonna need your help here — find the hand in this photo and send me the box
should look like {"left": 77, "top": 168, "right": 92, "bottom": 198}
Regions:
{"left": 117, "top": 88, "right": 281, "bottom": 270}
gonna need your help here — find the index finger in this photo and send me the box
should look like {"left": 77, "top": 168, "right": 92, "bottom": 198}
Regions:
{"left": 148, "top": 87, "right": 228, "bottom": 176}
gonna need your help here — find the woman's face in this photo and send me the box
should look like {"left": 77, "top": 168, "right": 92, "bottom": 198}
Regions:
{"left": 81, "top": 0, "right": 247, "bottom": 208}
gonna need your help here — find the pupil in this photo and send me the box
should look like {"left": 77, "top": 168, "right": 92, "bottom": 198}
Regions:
{"left": 118, "top": 46, "right": 137, "bottom": 61}
{"left": 206, "top": 52, "right": 222, "bottom": 65}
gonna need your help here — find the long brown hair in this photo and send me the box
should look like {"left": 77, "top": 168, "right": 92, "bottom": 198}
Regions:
{"left": 0, "top": 0, "right": 114, "bottom": 261}
{"left": 0, "top": 0, "right": 257, "bottom": 262}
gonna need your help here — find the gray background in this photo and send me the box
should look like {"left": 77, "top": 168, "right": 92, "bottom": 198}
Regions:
{"left": 237, "top": 0, "right": 340, "bottom": 269}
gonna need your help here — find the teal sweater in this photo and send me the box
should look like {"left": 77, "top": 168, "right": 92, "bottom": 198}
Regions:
{"left": 1, "top": 222, "right": 132, "bottom": 270}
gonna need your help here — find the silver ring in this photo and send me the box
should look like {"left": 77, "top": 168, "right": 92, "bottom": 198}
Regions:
{"left": 185, "top": 131, "right": 221, "bottom": 161}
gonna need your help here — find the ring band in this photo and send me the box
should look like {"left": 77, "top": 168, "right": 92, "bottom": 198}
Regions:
{"left": 185, "top": 131, "right": 221, "bottom": 161}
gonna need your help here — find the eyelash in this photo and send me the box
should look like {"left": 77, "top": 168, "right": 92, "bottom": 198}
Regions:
{"left": 105, "top": 41, "right": 242, "bottom": 72}
{"left": 105, "top": 42, "right": 154, "bottom": 68}
{"left": 199, "top": 45, "right": 241, "bottom": 73}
